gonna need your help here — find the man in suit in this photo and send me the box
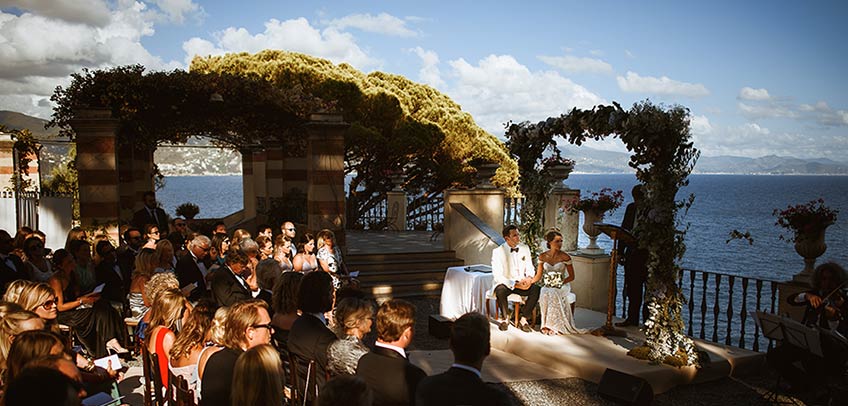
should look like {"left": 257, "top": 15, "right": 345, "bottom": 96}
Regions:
{"left": 491, "top": 224, "right": 540, "bottom": 332}
{"left": 0, "top": 229, "right": 25, "bottom": 296}
{"left": 356, "top": 299, "right": 427, "bottom": 406}
{"left": 94, "top": 240, "right": 129, "bottom": 307}
{"left": 287, "top": 271, "right": 337, "bottom": 403}
{"left": 166, "top": 217, "right": 189, "bottom": 255}
{"left": 616, "top": 185, "right": 649, "bottom": 327}
{"left": 175, "top": 235, "right": 211, "bottom": 301}
{"left": 116, "top": 227, "right": 143, "bottom": 278}
{"left": 201, "top": 299, "right": 272, "bottom": 406}
{"left": 130, "top": 191, "right": 169, "bottom": 233}
{"left": 415, "top": 312, "right": 510, "bottom": 406}
{"left": 210, "top": 249, "right": 271, "bottom": 307}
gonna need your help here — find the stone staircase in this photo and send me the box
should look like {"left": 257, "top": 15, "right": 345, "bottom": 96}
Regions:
{"left": 347, "top": 250, "right": 464, "bottom": 301}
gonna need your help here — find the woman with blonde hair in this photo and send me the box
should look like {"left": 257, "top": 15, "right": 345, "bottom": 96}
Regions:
{"left": 63, "top": 226, "right": 87, "bottom": 251}
{"left": 146, "top": 288, "right": 191, "bottom": 387}
{"left": 327, "top": 297, "right": 373, "bottom": 376}
{"left": 231, "top": 344, "right": 283, "bottom": 406}
{"left": 230, "top": 228, "right": 251, "bottom": 248}
{"left": 169, "top": 302, "right": 214, "bottom": 401}
{"left": 154, "top": 239, "right": 176, "bottom": 273}
{"left": 196, "top": 306, "right": 229, "bottom": 403}
{"left": 2, "top": 280, "right": 33, "bottom": 303}
{"left": 128, "top": 247, "right": 158, "bottom": 319}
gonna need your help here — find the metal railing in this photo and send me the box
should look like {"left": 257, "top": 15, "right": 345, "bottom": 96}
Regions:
{"left": 504, "top": 196, "right": 524, "bottom": 226}
{"left": 406, "top": 193, "right": 443, "bottom": 231}
{"left": 618, "top": 267, "right": 782, "bottom": 352}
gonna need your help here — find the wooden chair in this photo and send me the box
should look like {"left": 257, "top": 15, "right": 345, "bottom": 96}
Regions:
{"left": 123, "top": 317, "right": 140, "bottom": 355}
{"left": 169, "top": 371, "right": 197, "bottom": 406}
{"left": 140, "top": 340, "right": 166, "bottom": 406}
{"left": 288, "top": 352, "right": 319, "bottom": 406}
{"left": 485, "top": 290, "right": 537, "bottom": 327}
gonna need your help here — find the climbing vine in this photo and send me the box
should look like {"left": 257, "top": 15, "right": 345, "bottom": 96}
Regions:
{"left": 505, "top": 100, "right": 701, "bottom": 366}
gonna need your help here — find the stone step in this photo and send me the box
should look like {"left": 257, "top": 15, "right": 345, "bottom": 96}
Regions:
{"left": 349, "top": 258, "right": 463, "bottom": 272}
{"left": 346, "top": 250, "right": 460, "bottom": 263}
{"left": 360, "top": 279, "right": 444, "bottom": 299}
{"left": 357, "top": 268, "right": 446, "bottom": 283}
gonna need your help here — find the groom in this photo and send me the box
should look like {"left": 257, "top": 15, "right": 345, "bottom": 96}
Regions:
{"left": 491, "top": 224, "right": 540, "bottom": 332}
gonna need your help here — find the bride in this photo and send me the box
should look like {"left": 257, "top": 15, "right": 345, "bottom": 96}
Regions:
{"left": 537, "top": 230, "right": 586, "bottom": 335}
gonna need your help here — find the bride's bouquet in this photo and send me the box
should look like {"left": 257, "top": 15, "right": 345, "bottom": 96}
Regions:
{"left": 543, "top": 271, "right": 563, "bottom": 288}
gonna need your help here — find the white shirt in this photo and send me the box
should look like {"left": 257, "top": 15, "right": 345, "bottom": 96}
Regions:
{"left": 375, "top": 341, "right": 407, "bottom": 358}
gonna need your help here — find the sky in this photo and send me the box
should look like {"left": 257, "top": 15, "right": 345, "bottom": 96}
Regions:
{"left": 1, "top": 0, "right": 847, "bottom": 161}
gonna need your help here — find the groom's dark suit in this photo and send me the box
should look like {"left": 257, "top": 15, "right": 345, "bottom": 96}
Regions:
{"left": 356, "top": 346, "right": 426, "bottom": 406}
{"left": 415, "top": 366, "right": 510, "bottom": 406}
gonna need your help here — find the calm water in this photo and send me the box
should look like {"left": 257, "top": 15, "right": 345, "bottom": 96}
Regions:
{"left": 159, "top": 174, "right": 848, "bottom": 282}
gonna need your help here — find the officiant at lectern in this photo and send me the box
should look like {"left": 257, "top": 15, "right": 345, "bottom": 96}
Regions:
{"left": 616, "top": 185, "right": 649, "bottom": 327}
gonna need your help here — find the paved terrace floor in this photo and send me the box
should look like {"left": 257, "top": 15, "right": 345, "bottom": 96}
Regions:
{"left": 346, "top": 230, "right": 444, "bottom": 254}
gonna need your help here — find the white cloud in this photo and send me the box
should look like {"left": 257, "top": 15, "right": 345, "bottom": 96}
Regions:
{"left": 409, "top": 47, "right": 445, "bottom": 89}
{"left": 538, "top": 54, "right": 613, "bottom": 74}
{"left": 324, "top": 12, "right": 417, "bottom": 37}
{"left": 446, "top": 54, "right": 605, "bottom": 136}
{"left": 738, "top": 86, "right": 771, "bottom": 101}
{"left": 616, "top": 71, "right": 709, "bottom": 97}
{"left": 148, "top": 0, "right": 203, "bottom": 24}
{"left": 798, "top": 101, "right": 848, "bottom": 127}
{"left": 690, "top": 114, "right": 713, "bottom": 136}
{"left": 181, "top": 17, "right": 380, "bottom": 70}
{"left": 738, "top": 101, "right": 797, "bottom": 120}
{"left": 3, "top": 0, "right": 112, "bottom": 26}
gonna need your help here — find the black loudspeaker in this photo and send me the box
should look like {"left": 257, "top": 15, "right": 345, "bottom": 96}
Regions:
{"left": 597, "top": 368, "right": 654, "bottom": 405}
{"left": 428, "top": 314, "right": 453, "bottom": 339}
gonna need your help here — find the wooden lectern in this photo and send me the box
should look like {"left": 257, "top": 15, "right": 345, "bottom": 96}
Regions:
{"left": 591, "top": 223, "right": 636, "bottom": 337}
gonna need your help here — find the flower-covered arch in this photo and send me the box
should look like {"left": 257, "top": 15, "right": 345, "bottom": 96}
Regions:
{"left": 505, "top": 100, "right": 701, "bottom": 365}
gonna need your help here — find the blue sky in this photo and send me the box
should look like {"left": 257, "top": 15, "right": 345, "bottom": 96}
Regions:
{"left": 1, "top": 0, "right": 846, "bottom": 160}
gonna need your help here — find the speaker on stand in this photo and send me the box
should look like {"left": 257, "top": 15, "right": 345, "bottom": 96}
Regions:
{"left": 597, "top": 368, "right": 654, "bottom": 405}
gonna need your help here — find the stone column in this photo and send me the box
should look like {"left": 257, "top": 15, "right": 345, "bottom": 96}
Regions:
{"left": 240, "top": 148, "right": 256, "bottom": 220}
{"left": 305, "top": 113, "right": 349, "bottom": 247}
{"left": 443, "top": 188, "right": 505, "bottom": 265}
{"left": 543, "top": 187, "right": 580, "bottom": 252}
{"left": 570, "top": 252, "right": 612, "bottom": 313}
{"left": 70, "top": 108, "right": 120, "bottom": 241}
{"left": 265, "top": 145, "right": 284, "bottom": 216}
{"left": 117, "top": 144, "right": 154, "bottom": 223}
{"left": 252, "top": 148, "right": 268, "bottom": 220}
{"left": 386, "top": 191, "right": 407, "bottom": 231}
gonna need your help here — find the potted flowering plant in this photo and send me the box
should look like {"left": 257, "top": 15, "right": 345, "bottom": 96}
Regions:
{"left": 773, "top": 198, "right": 839, "bottom": 281}
{"left": 541, "top": 154, "right": 575, "bottom": 169}
{"left": 564, "top": 188, "right": 624, "bottom": 253}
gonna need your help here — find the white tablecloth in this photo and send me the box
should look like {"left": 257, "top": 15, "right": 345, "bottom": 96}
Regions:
{"left": 439, "top": 265, "right": 495, "bottom": 320}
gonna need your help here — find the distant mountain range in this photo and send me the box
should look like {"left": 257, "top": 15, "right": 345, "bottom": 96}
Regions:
{"left": 2, "top": 110, "right": 846, "bottom": 175}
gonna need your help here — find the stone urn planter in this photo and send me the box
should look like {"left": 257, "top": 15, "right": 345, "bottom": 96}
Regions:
{"left": 545, "top": 164, "right": 573, "bottom": 191}
{"left": 792, "top": 228, "right": 827, "bottom": 283}
{"left": 388, "top": 170, "right": 405, "bottom": 192}
{"left": 474, "top": 163, "right": 500, "bottom": 189}
{"left": 582, "top": 209, "right": 605, "bottom": 254}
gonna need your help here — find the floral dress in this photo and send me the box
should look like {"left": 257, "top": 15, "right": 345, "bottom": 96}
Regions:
{"left": 538, "top": 260, "right": 586, "bottom": 335}
{"left": 316, "top": 246, "right": 343, "bottom": 289}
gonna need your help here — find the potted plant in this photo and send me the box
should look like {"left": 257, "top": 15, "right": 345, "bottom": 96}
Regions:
{"left": 565, "top": 188, "right": 624, "bottom": 253}
{"left": 175, "top": 202, "right": 200, "bottom": 220}
{"left": 773, "top": 198, "right": 838, "bottom": 282}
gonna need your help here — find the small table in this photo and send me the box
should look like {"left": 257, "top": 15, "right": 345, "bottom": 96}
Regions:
{"left": 439, "top": 265, "right": 495, "bottom": 320}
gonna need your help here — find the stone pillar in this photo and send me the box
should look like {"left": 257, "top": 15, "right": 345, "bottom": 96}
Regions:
{"left": 117, "top": 144, "right": 154, "bottom": 223}
{"left": 386, "top": 191, "right": 407, "bottom": 230}
{"left": 241, "top": 148, "right": 256, "bottom": 220}
{"left": 443, "top": 188, "right": 505, "bottom": 265}
{"left": 305, "top": 113, "right": 349, "bottom": 247}
{"left": 543, "top": 187, "right": 580, "bottom": 252}
{"left": 265, "top": 145, "right": 284, "bottom": 210}
{"left": 0, "top": 133, "right": 14, "bottom": 190}
{"left": 570, "top": 252, "right": 612, "bottom": 313}
{"left": 281, "top": 147, "right": 308, "bottom": 225}
{"left": 70, "top": 108, "right": 120, "bottom": 242}
{"left": 252, "top": 148, "right": 268, "bottom": 220}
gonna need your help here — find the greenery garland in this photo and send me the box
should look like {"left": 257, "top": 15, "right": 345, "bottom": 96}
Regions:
{"left": 505, "top": 101, "right": 701, "bottom": 366}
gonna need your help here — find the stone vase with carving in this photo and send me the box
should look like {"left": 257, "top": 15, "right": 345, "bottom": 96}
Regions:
{"left": 582, "top": 209, "right": 605, "bottom": 254}
{"left": 793, "top": 228, "right": 827, "bottom": 283}
{"left": 545, "top": 164, "right": 573, "bottom": 191}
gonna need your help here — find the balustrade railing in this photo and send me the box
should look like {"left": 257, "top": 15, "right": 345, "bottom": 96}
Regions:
{"left": 504, "top": 196, "right": 524, "bottom": 226}
{"left": 618, "top": 267, "right": 782, "bottom": 352}
{"left": 406, "top": 193, "right": 443, "bottom": 231}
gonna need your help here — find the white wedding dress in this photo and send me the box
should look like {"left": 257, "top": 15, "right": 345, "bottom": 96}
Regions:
{"left": 538, "top": 261, "right": 587, "bottom": 335}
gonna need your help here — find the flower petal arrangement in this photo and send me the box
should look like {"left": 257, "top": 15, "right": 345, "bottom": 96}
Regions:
{"left": 773, "top": 198, "right": 838, "bottom": 242}
{"left": 541, "top": 154, "right": 575, "bottom": 169}
{"left": 564, "top": 188, "right": 624, "bottom": 215}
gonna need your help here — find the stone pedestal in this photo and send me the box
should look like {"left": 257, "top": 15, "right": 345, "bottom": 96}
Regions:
{"left": 443, "top": 188, "right": 504, "bottom": 266}
{"left": 570, "top": 252, "right": 612, "bottom": 314}
{"left": 386, "top": 191, "right": 407, "bottom": 230}
{"left": 70, "top": 108, "right": 120, "bottom": 242}
{"left": 305, "top": 113, "right": 349, "bottom": 247}
{"left": 544, "top": 188, "right": 580, "bottom": 252}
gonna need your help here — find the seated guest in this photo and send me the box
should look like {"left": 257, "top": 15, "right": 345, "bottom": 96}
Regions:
{"left": 68, "top": 240, "right": 96, "bottom": 295}
{"left": 356, "top": 299, "right": 426, "bottom": 406}
{"left": 210, "top": 233, "right": 230, "bottom": 268}
{"left": 270, "top": 271, "right": 303, "bottom": 349}
{"left": 318, "top": 375, "right": 373, "bottom": 406}
{"left": 128, "top": 248, "right": 157, "bottom": 319}
{"left": 117, "top": 227, "right": 143, "bottom": 278}
{"left": 196, "top": 306, "right": 229, "bottom": 403}
{"left": 211, "top": 249, "right": 270, "bottom": 307}
{"left": 0, "top": 230, "right": 26, "bottom": 297}
{"left": 212, "top": 222, "right": 227, "bottom": 237}
{"left": 23, "top": 236, "right": 53, "bottom": 282}
{"left": 3, "top": 366, "right": 85, "bottom": 406}
{"left": 255, "top": 235, "right": 282, "bottom": 291}
{"left": 231, "top": 229, "right": 251, "bottom": 248}
{"left": 138, "top": 272, "right": 180, "bottom": 340}
{"left": 93, "top": 240, "right": 129, "bottom": 307}
{"left": 316, "top": 229, "right": 345, "bottom": 288}
{"left": 154, "top": 239, "right": 176, "bottom": 274}
{"left": 144, "top": 224, "right": 161, "bottom": 245}
{"left": 292, "top": 233, "right": 319, "bottom": 273}
{"left": 275, "top": 234, "right": 294, "bottom": 272}
{"left": 201, "top": 299, "right": 272, "bottom": 406}
{"left": 231, "top": 344, "right": 284, "bottom": 406}
{"left": 21, "top": 355, "right": 88, "bottom": 398}
{"left": 175, "top": 235, "right": 211, "bottom": 302}
{"left": 767, "top": 262, "right": 848, "bottom": 392}
{"left": 64, "top": 227, "right": 87, "bottom": 251}
{"left": 146, "top": 288, "right": 191, "bottom": 387}
{"left": 3, "top": 280, "right": 32, "bottom": 303}
{"left": 4, "top": 330, "right": 66, "bottom": 384}
{"left": 167, "top": 217, "right": 189, "bottom": 255}
{"left": 491, "top": 224, "right": 539, "bottom": 332}
{"left": 0, "top": 310, "right": 44, "bottom": 374}
{"left": 10, "top": 227, "right": 33, "bottom": 261}
{"left": 415, "top": 312, "right": 510, "bottom": 405}
{"left": 168, "top": 301, "right": 214, "bottom": 399}
{"left": 327, "top": 297, "right": 373, "bottom": 376}
{"left": 288, "top": 271, "right": 337, "bottom": 401}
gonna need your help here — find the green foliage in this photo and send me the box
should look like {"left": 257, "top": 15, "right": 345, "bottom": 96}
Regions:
{"left": 505, "top": 100, "right": 701, "bottom": 366}
{"left": 175, "top": 202, "right": 200, "bottom": 219}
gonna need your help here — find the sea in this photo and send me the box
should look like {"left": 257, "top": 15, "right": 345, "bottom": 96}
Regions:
{"left": 158, "top": 174, "right": 848, "bottom": 283}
